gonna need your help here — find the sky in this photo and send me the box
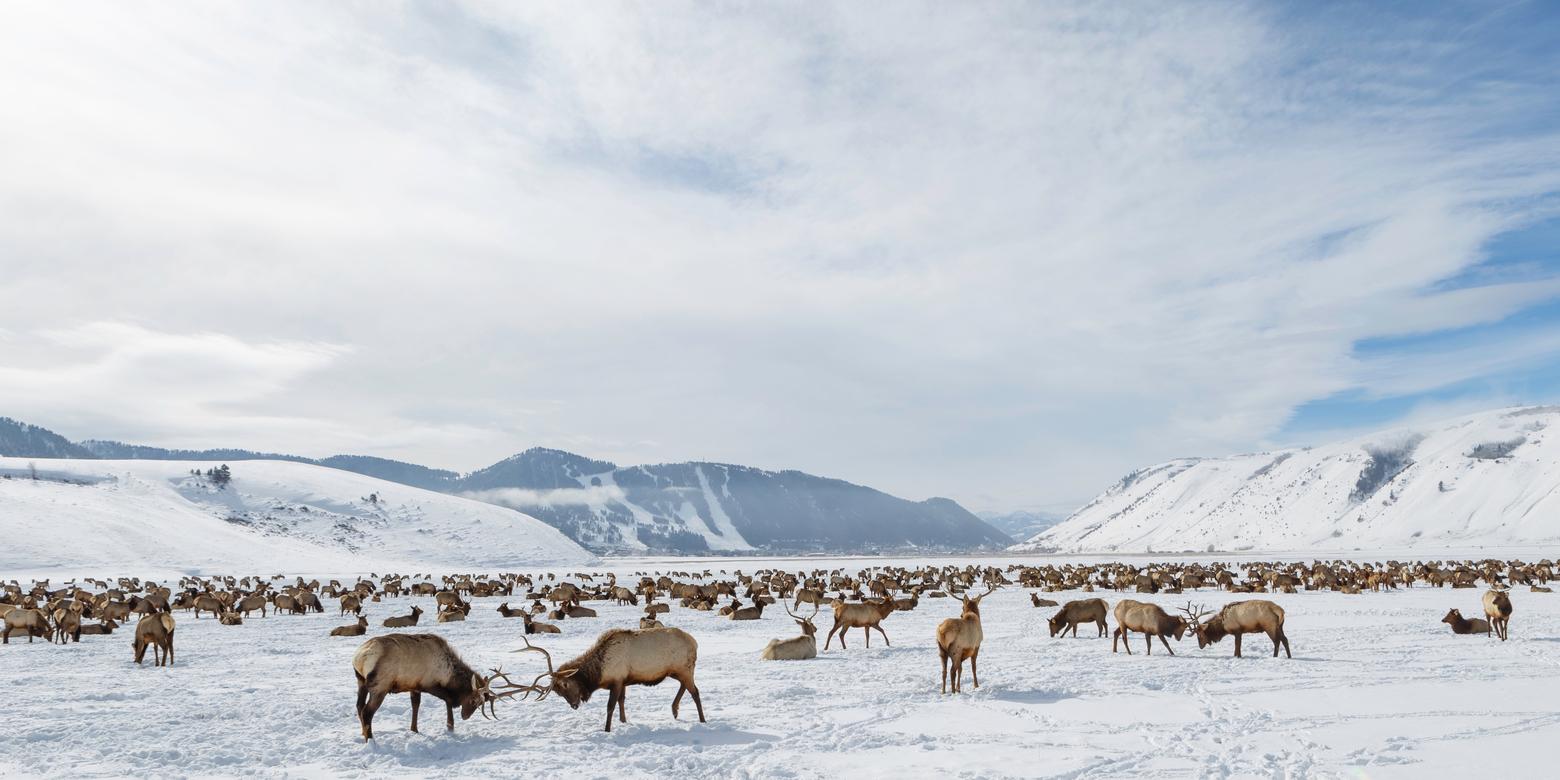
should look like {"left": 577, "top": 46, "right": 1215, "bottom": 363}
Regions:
{"left": 1, "top": 2, "right": 1558, "bottom": 515}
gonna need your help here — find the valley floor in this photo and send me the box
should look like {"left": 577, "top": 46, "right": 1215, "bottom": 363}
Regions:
{"left": 3, "top": 555, "right": 1557, "bottom": 778}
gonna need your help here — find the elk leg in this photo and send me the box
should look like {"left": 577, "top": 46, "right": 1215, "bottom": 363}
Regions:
{"left": 616, "top": 684, "right": 628, "bottom": 724}
{"left": 1158, "top": 634, "right": 1174, "bottom": 655}
{"left": 355, "top": 675, "right": 368, "bottom": 718}
{"left": 446, "top": 701, "right": 455, "bottom": 731}
{"left": 970, "top": 652, "right": 980, "bottom": 689}
{"left": 409, "top": 691, "right": 421, "bottom": 732}
{"left": 940, "top": 652, "right": 948, "bottom": 694}
{"left": 1144, "top": 633, "right": 1152, "bottom": 655}
{"left": 167, "top": 640, "right": 174, "bottom": 666}
{"left": 824, "top": 622, "right": 841, "bottom": 650}
{"left": 686, "top": 678, "right": 706, "bottom": 722}
{"left": 604, "top": 687, "right": 618, "bottom": 732}
{"left": 361, "top": 691, "right": 387, "bottom": 741}
{"left": 673, "top": 683, "right": 685, "bottom": 718}
{"left": 873, "top": 624, "right": 890, "bottom": 646}
{"left": 864, "top": 626, "right": 870, "bottom": 648}
{"left": 1233, "top": 633, "right": 1243, "bottom": 658}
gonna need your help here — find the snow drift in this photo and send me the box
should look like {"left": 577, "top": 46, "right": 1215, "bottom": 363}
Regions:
{"left": 1015, "top": 406, "right": 1560, "bottom": 553}
{"left": 0, "top": 457, "right": 593, "bottom": 576}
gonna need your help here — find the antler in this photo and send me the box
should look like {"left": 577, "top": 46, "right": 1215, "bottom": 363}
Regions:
{"left": 506, "top": 636, "right": 558, "bottom": 700}
{"left": 1179, "top": 601, "right": 1212, "bottom": 627}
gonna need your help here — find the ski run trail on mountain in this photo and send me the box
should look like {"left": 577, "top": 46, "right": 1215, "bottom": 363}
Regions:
{"left": 4, "top": 552, "right": 1558, "bottom": 778}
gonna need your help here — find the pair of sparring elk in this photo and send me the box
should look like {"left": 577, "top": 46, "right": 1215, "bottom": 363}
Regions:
{"left": 508, "top": 629, "right": 707, "bottom": 732}
{"left": 1182, "top": 601, "right": 1291, "bottom": 658}
{"left": 761, "top": 604, "right": 819, "bottom": 660}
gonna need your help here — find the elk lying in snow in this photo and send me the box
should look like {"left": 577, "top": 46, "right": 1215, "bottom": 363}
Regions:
{"left": 823, "top": 599, "right": 896, "bottom": 650}
{"left": 132, "top": 614, "right": 176, "bottom": 666}
{"left": 1184, "top": 601, "right": 1290, "bottom": 658}
{"left": 1442, "top": 608, "right": 1491, "bottom": 636}
{"left": 218, "top": 611, "right": 243, "bottom": 626}
{"left": 351, "top": 633, "right": 527, "bottom": 740}
{"left": 496, "top": 602, "right": 526, "bottom": 618}
{"left": 1031, "top": 593, "right": 1058, "bottom": 608}
{"left": 1484, "top": 587, "right": 1513, "bottom": 641}
{"left": 383, "top": 606, "right": 423, "bottom": 628}
{"left": 761, "top": 605, "right": 819, "bottom": 660}
{"left": 3, "top": 608, "right": 50, "bottom": 643}
{"left": 1112, "top": 600, "right": 1187, "bottom": 655}
{"left": 937, "top": 585, "right": 994, "bottom": 693}
{"left": 522, "top": 613, "right": 561, "bottom": 635}
{"left": 729, "top": 601, "right": 765, "bottom": 621}
{"left": 509, "top": 630, "right": 706, "bottom": 732}
{"left": 78, "top": 618, "right": 118, "bottom": 636}
{"left": 639, "top": 617, "right": 663, "bottom": 629}
{"left": 1049, "top": 598, "right": 1108, "bottom": 638}
{"left": 332, "top": 615, "right": 368, "bottom": 637}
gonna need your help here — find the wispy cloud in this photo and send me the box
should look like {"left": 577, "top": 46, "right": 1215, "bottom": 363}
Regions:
{"left": 0, "top": 2, "right": 1557, "bottom": 511}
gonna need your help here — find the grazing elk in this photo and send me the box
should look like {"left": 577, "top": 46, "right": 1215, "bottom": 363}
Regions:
{"left": 761, "top": 605, "right": 819, "bottom": 661}
{"left": 332, "top": 615, "right": 369, "bottom": 637}
{"left": 937, "top": 585, "right": 994, "bottom": 693}
{"left": 1483, "top": 587, "right": 1513, "bottom": 641}
{"left": 1048, "top": 598, "right": 1109, "bottom": 638}
{"left": 235, "top": 595, "right": 268, "bottom": 618}
{"left": 3, "top": 608, "right": 50, "bottom": 644}
{"left": 509, "top": 630, "right": 706, "bottom": 732}
{"left": 823, "top": 599, "right": 896, "bottom": 650}
{"left": 352, "top": 633, "right": 527, "bottom": 740}
{"left": 1441, "top": 608, "right": 1491, "bottom": 636}
{"left": 1112, "top": 599, "right": 1187, "bottom": 655}
{"left": 132, "top": 613, "right": 176, "bottom": 666}
{"left": 383, "top": 606, "right": 423, "bottom": 628}
{"left": 1184, "top": 601, "right": 1291, "bottom": 658}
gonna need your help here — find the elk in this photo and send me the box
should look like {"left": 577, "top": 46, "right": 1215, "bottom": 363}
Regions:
{"left": 218, "top": 611, "right": 243, "bottom": 626}
{"left": 522, "top": 613, "right": 561, "bottom": 635}
{"left": 383, "top": 606, "right": 423, "bottom": 628}
{"left": 132, "top": 613, "right": 176, "bottom": 666}
{"left": 78, "top": 618, "right": 118, "bottom": 636}
{"left": 761, "top": 605, "right": 819, "bottom": 661}
{"left": 332, "top": 615, "right": 369, "bottom": 637}
{"left": 1048, "top": 598, "right": 1108, "bottom": 638}
{"left": 823, "top": 599, "right": 896, "bottom": 650}
{"left": 496, "top": 602, "right": 526, "bottom": 618}
{"left": 1483, "top": 587, "right": 1513, "bottom": 641}
{"left": 730, "top": 601, "right": 766, "bottom": 621}
{"left": 936, "top": 585, "right": 994, "bottom": 693}
{"left": 1441, "top": 608, "right": 1491, "bottom": 636}
{"left": 192, "top": 594, "right": 224, "bottom": 619}
{"left": 53, "top": 604, "right": 83, "bottom": 643}
{"left": 1030, "top": 593, "right": 1058, "bottom": 608}
{"left": 340, "top": 594, "right": 362, "bottom": 616}
{"left": 1111, "top": 599, "right": 1187, "bottom": 655}
{"left": 2, "top": 608, "right": 50, "bottom": 643}
{"left": 1183, "top": 601, "right": 1290, "bottom": 658}
{"left": 351, "top": 633, "right": 527, "bottom": 740}
{"left": 793, "top": 588, "right": 826, "bottom": 609}
{"left": 235, "top": 595, "right": 268, "bottom": 618}
{"left": 509, "top": 630, "right": 706, "bottom": 732}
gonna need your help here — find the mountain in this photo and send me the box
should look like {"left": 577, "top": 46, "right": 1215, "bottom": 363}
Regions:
{"left": 1, "top": 419, "right": 1008, "bottom": 555}
{"left": 1014, "top": 405, "right": 1560, "bottom": 554}
{"left": 0, "top": 456, "right": 591, "bottom": 576}
{"left": 978, "top": 509, "right": 1065, "bottom": 540}
{"left": 0, "top": 417, "right": 94, "bottom": 458}
{"left": 458, "top": 449, "right": 1011, "bottom": 553}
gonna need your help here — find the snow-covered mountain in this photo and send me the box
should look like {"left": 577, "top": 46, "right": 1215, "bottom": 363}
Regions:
{"left": 0, "top": 456, "right": 592, "bottom": 576}
{"left": 978, "top": 509, "right": 1066, "bottom": 540}
{"left": 2, "top": 418, "right": 1010, "bottom": 555}
{"left": 1014, "top": 406, "right": 1560, "bottom": 554}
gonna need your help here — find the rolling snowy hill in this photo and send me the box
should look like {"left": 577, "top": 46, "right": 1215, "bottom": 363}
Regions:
{"left": 0, "top": 456, "right": 592, "bottom": 576}
{"left": 1014, "top": 406, "right": 1560, "bottom": 553}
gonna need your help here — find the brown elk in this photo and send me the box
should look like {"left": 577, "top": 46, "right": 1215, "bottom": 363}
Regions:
{"left": 823, "top": 599, "right": 896, "bottom": 650}
{"left": 1111, "top": 599, "right": 1187, "bottom": 655}
{"left": 793, "top": 588, "right": 826, "bottom": 609}
{"left": 496, "top": 602, "right": 526, "bottom": 618}
{"left": 351, "top": 633, "right": 528, "bottom": 740}
{"left": 509, "top": 630, "right": 706, "bottom": 732}
{"left": 78, "top": 618, "right": 118, "bottom": 636}
{"left": 218, "top": 611, "right": 243, "bottom": 626}
{"left": 936, "top": 585, "right": 994, "bottom": 693}
{"left": 383, "top": 606, "right": 423, "bottom": 628}
{"left": 1441, "top": 608, "right": 1491, "bottom": 636}
{"left": 192, "top": 594, "right": 224, "bottom": 620}
{"left": 761, "top": 604, "right": 819, "bottom": 661}
{"left": 2, "top": 608, "right": 50, "bottom": 644}
{"left": 234, "top": 595, "right": 268, "bottom": 618}
{"left": 1184, "top": 601, "right": 1290, "bottom": 658}
{"left": 1048, "top": 598, "right": 1108, "bottom": 638}
{"left": 522, "top": 613, "right": 561, "bottom": 635}
{"left": 730, "top": 601, "right": 766, "bottom": 621}
{"left": 1030, "top": 593, "right": 1059, "bottom": 608}
{"left": 1483, "top": 588, "right": 1513, "bottom": 641}
{"left": 332, "top": 615, "right": 369, "bottom": 637}
{"left": 639, "top": 617, "right": 664, "bottom": 629}
{"left": 340, "top": 594, "right": 362, "bottom": 616}
{"left": 132, "top": 614, "right": 176, "bottom": 666}
{"left": 53, "top": 604, "right": 83, "bottom": 643}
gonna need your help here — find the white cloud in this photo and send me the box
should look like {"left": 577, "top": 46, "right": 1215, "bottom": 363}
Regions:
{"left": 0, "top": 3, "right": 1556, "bottom": 511}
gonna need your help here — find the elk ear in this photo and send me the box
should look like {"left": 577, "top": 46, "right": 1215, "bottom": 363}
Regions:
{"left": 471, "top": 673, "right": 482, "bottom": 691}
{"left": 553, "top": 669, "right": 578, "bottom": 680}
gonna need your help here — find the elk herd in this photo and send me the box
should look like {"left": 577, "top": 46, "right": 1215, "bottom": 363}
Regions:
{"left": 0, "top": 555, "right": 1544, "bottom": 740}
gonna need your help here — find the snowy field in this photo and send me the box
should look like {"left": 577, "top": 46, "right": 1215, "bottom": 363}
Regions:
{"left": 4, "top": 554, "right": 1559, "bottom": 779}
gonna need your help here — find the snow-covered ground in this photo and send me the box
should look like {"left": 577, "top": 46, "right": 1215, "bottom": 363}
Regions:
{"left": 0, "top": 457, "right": 592, "bottom": 575}
{"left": 4, "top": 554, "right": 1559, "bottom": 778}
{"left": 1019, "top": 405, "right": 1560, "bottom": 554}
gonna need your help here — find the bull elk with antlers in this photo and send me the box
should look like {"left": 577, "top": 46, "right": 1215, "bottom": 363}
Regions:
{"left": 761, "top": 604, "right": 819, "bottom": 661}
{"left": 351, "top": 633, "right": 529, "bottom": 740}
{"left": 508, "top": 629, "right": 706, "bottom": 732}
{"left": 936, "top": 585, "right": 994, "bottom": 693}
{"left": 1183, "top": 601, "right": 1291, "bottom": 658}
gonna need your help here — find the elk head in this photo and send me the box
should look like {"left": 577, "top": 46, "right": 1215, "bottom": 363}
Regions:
{"left": 961, "top": 584, "right": 997, "bottom": 616}
{"left": 1180, "top": 602, "right": 1214, "bottom": 647}
{"left": 785, "top": 603, "right": 820, "bottom": 636}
